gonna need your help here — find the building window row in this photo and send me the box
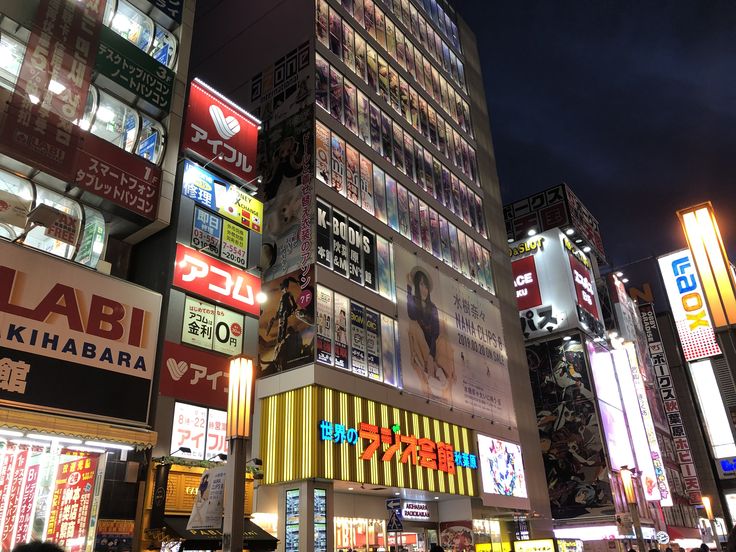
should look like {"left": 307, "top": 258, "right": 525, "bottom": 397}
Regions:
{"left": 325, "top": 0, "right": 466, "bottom": 96}
{"left": 317, "top": 198, "right": 397, "bottom": 302}
{"left": 411, "top": 0, "right": 461, "bottom": 53}
{"left": 317, "top": 1, "right": 472, "bottom": 137}
{"left": 316, "top": 123, "right": 494, "bottom": 293}
{"left": 0, "top": 168, "right": 106, "bottom": 268}
{"left": 316, "top": 284, "right": 400, "bottom": 387}
{"left": 316, "top": 54, "right": 478, "bottom": 189}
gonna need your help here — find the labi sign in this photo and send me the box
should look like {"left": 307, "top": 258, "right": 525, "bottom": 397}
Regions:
{"left": 0, "top": 241, "right": 161, "bottom": 422}
{"left": 509, "top": 229, "right": 604, "bottom": 340}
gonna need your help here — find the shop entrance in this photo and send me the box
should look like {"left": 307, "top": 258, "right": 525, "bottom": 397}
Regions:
{"left": 334, "top": 517, "right": 439, "bottom": 552}
{"left": 383, "top": 525, "right": 439, "bottom": 552}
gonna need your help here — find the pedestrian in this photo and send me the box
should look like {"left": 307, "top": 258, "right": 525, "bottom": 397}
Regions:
{"left": 13, "top": 542, "right": 65, "bottom": 552}
{"left": 430, "top": 544, "right": 445, "bottom": 552}
{"left": 701, "top": 543, "right": 712, "bottom": 552}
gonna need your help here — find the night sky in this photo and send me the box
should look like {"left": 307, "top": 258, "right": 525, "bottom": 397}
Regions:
{"left": 453, "top": 0, "right": 736, "bottom": 266}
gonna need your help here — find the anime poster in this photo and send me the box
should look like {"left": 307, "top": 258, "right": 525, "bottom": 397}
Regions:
{"left": 377, "top": 57, "right": 390, "bottom": 103}
{"left": 316, "top": 285, "right": 333, "bottom": 365}
{"left": 475, "top": 194, "right": 486, "bottom": 237}
{"left": 404, "top": 133, "right": 415, "bottom": 181}
{"left": 330, "top": 134, "right": 346, "bottom": 194}
{"left": 395, "top": 27, "right": 406, "bottom": 67}
{"left": 258, "top": 267, "right": 315, "bottom": 376}
{"left": 380, "top": 314, "right": 398, "bottom": 386}
{"left": 380, "top": 112, "right": 393, "bottom": 162}
{"left": 427, "top": 107, "right": 438, "bottom": 145}
{"left": 376, "top": 236, "right": 393, "bottom": 300}
{"left": 459, "top": 182, "right": 471, "bottom": 225}
{"left": 316, "top": 0, "right": 329, "bottom": 46}
{"left": 357, "top": 90, "right": 371, "bottom": 145}
{"left": 316, "top": 199, "right": 332, "bottom": 269}
{"left": 373, "top": 166, "right": 388, "bottom": 224}
{"left": 366, "top": 46, "right": 378, "bottom": 91}
{"left": 440, "top": 521, "right": 473, "bottom": 552}
{"left": 429, "top": 208, "right": 441, "bottom": 258}
{"left": 350, "top": 302, "right": 367, "bottom": 377}
{"left": 395, "top": 247, "right": 512, "bottom": 422}
{"left": 441, "top": 167, "right": 452, "bottom": 210}
{"left": 369, "top": 102, "right": 382, "bottom": 153}
{"left": 451, "top": 175, "right": 462, "bottom": 217}
{"left": 363, "top": 229, "right": 377, "bottom": 291}
{"left": 342, "top": 22, "right": 355, "bottom": 70}
{"left": 315, "top": 54, "right": 329, "bottom": 112}
{"left": 467, "top": 188, "right": 479, "bottom": 231}
{"left": 353, "top": 0, "right": 365, "bottom": 25}
{"left": 374, "top": 6, "right": 386, "bottom": 47}
{"left": 439, "top": 216, "right": 451, "bottom": 264}
{"left": 397, "top": 184, "right": 410, "bottom": 239}
{"left": 346, "top": 144, "right": 360, "bottom": 203}
{"left": 315, "top": 121, "right": 330, "bottom": 184}
{"left": 400, "top": 80, "right": 411, "bottom": 122}
{"left": 408, "top": 191, "right": 421, "bottom": 245}
{"left": 332, "top": 209, "right": 349, "bottom": 278}
{"left": 389, "top": 68, "right": 401, "bottom": 111}
{"left": 448, "top": 223, "right": 460, "bottom": 271}
{"left": 329, "top": 67, "right": 343, "bottom": 123}
{"left": 392, "top": 123, "right": 405, "bottom": 173}
{"left": 526, "top": 338, "right": 614, "bottom": 519}
{"left": 354, "top": 34, "right": 367, "bottom": 81}
{"left": 385, "top": 17, "right": 396, "bottom": 56}
{"left": 364, "top": 0, "right": 375, "bottom": 36}
{"left": 409, "top": 88, "right": 420, "bottom": 129}
{"left": 458, "top": 230, "right": 470, "bottom": 278}
{"left": 425, "top": 151, "right": 436, "bottom": 198}
{"left": 482, "top": 249, "right": 494, "bottom": 292}
{"left": 348, "top": 219, "right": 363, "bottom": 285}
{"left": 333, "top": 292, "right": 350, "bottom": 370}
{"left": 364, "top": 310, "right": 382, "bottom": 382}
{"left": 361, "top": 156, "right": 375, "bottom": 214}
{"left": 419, "top": 200, "right": 431, "bottom": 252}
{"left": 258, "top": 107, "right": 314, "bottom": 283}
{"left": 343, "top": 80, "right": 358, "bottom": 134}
{"left": 328, "top": 9, "right": 342, "bottom": 56}
{"left": 385, "top": 175, "right": 399, "bottom": 231}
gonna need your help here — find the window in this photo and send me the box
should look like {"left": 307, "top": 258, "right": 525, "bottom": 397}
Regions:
{"left": 110, "top": 0, "right": 154, "bottom": 52}
{"left": 137, "top": 115, "right": 167, "bottom": 164}
{"left": 0, "top": 32, "right": 24, "bottom": 91}
{"left": 91, "top": 89, "right": 140, "bottom": 152}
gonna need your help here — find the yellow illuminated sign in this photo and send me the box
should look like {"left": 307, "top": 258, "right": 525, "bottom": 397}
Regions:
{"left": 513, "top": 539, "right": 555, "bottom": 552}
{"left": 259, "top": 386, "right": 476, "bottom": 496}
{"left": 678, "top": 202, "right": 736, "bottom": 328}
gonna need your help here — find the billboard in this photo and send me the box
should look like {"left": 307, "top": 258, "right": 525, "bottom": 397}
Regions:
{"left": 159, "top": 341, "right": 231, "bottom": 410}
{"left": 0, "top": 241, "right": 160, "bottom": 422}
{"left": 658, "top": 250, "right": 721, "bottom": 361}
{"left": 477, "top": 435, "right": 529, "bottom": 510}
{"left": 526, "top": 338, "right": 613, "bottom": 519}
{"left": 395, "top": 248, "right": 512, "bottom": 425}
{"left": 509, "top": 230, "right": 604, "bottom": 340}
{"left": 182, "top": 79, "right": 260, "bottom": 185}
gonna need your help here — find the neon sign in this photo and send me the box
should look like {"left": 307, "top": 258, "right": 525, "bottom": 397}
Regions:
{"left": 318, "top": 420, "right": 477, "bottom": 473}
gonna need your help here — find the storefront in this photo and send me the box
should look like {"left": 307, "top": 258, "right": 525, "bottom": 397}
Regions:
{"left": 251, "top": 384, "right": 529, "bottom": 552}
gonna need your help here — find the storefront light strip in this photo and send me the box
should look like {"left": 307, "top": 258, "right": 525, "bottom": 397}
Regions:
{"left": 66, "top": 446, "right": 107, "bottom": 454}
{"left": 380, "top": 403, "right": 389, "bottom": 486}
{"left": 340, "top": 392, "right": 349, "bottom": 483}
{"left": 27, "top": 434, "right": 83, "bottom": 444}
{"left": 413, "top": 413, "right": 424, "bottom": 491}
{"left": 354, "top": 395, "right": 364, "bottom": 484}
{"left": 306, "top": 387, "right": 313, "bottom": 477}
{"left": 453, "top": 425, "right": 463, "bottom": 495}
{"left": 9, "top": 439, "right": 50, "bottom": 448}
{"left": 324, "top": 388, "right": 334, "bottom": 480}
{"left": 284, "top": 391, "right": 293, "bottom": 481}
{"left": 0, "top": 429, "right": 24, "bottom": 438}
{"left": 84, "top": 441, "right": 134, "bottom": 451}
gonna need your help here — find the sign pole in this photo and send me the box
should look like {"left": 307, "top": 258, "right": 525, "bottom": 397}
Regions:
{"left": 222, "top": 437, "right": 246, "bottom": 552}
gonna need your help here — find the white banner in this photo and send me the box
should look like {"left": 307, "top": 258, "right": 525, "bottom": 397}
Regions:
{"left": 187, "top": 466, "right": 227, "bottom": 530}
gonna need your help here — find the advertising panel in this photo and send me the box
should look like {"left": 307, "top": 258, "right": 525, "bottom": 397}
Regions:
{"left": 192, "top": 206, "right": 223, "bottom": 256}
{"left": 257, "top": 268, "right": 315, "bottom": 376}
{"left": 658, "top": 250, "right": 721, "bottom": 361}
{"left": 527, "top": 338, "right": 613, "bottom": 519}
{"left": 395, "top": 248, "right": 512, "bottom": 424}
{"left": 159, "top": 341, "right": 230, "bottom": 410}
{"left": 181, "top": 297, "right": 244, "bottom": 356}
{"left": 182, "top": 79, "right": 260, "bottom": 184}
{"left": 316, "top": 286, "right": 334, "bottom": 365}
{"left": 220, "top": 220, "right": 248, "bottom": 268}
{"left": 171, "top": 402, "right": 209, "bottom": 460}
{"left": 316, "top": 199, "right": 333, "bottom": 269}
{"left": 187, "top": 467, "right": 227, "bottom": 531}
{"left": 477, "top": 435, "right": 529, "bottom": 510}
{"left": 182, "top": 160, "right": 263, "bottom": 233}
{"left": 334, "top": 293, "right": 350, "bottom": 370}
{"left": 0, "top": 241, "right": 160, "bottom": 421}
{"left": 260, "top": 386, "right": 478, "bottom": 495}
{"left": 689, "top": 359, "right": 736, "bottom": 459}
{"left": 349, "top": 302, "right": 367, "bottom": 377}
{"left": 173, "top": 243, "right": 260, "bottom": 316}
{"left": 510, "top": 230, "right": 604, "bottom": 340}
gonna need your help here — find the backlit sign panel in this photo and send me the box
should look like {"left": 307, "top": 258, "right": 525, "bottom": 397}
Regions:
{"left": 173, "top": 243, "right": 260, "bottom": 315}
{"left": 402, "top": 502, "right": 431, "bottom": 521}
{"left": 689, "top": 359, "right": 736, "bottom": 459}
{"left": 513, "top": 539, "right": 554, "bottom": 552}
{"left": 512, "top": 255, "right": 542, "bottom": 311}
{"left": 658, "top": 250, "right": 721, "bottom": 361}
{"left": 182, "top": 79, "right": 260, "bottom": 184}
{"left": 477, "top": 434, "right": 529, "bottom": 510}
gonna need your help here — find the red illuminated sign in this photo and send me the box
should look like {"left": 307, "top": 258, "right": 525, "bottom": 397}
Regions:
{"left": 569, "top": 254, "right": 599, "bottom": 319}
{"left": 173, "top": 243, "right": 260, "bottom": 315}
{"left": 159, "top": 341, "right": 230, "bottom": 410}
{"left": 512, "top": 256, "right": 542, "bottom": 311}
{"left": 182, "top": 79, "right": 259, "bottom": 184}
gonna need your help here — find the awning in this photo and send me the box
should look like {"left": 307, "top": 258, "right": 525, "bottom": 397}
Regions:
{"left": 164, "top": 516, "right": 278, "bottom": 551}
{"left": 0, "top": 406, "right": 157, "bottom": 449}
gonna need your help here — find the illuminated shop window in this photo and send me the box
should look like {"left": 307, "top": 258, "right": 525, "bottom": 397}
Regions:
{"left": 91, "top": 89, "right": 140, "bottom": 152}
{"left": 110, "top": 0, "right": 154, "bottom": 52}
{"left": 76, "top": 86, "right": 99, "bottom": 131}
{"left": 152, "top": 25, "right": 178, "bottom": 69}
{"left": 334, "top": 517, "right": 386, "bottom": 552}
{"left": 137, "top": 115, "right": 167, "bottom": 164}
{"left": 0, "top": 169, "right": 107, "bottom": 268}
{"left": 0, "top": 32, "right": 24, "bottom": 91}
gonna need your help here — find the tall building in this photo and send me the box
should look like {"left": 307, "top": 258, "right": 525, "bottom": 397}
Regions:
{"left": 505, "top": 186, "right": 704, "bottom": 551}
{"left": 0, "top": 0, "right": 194, "bottom": 550}
{"left": 183, "top": 0, "right": 553, "bottom": 549}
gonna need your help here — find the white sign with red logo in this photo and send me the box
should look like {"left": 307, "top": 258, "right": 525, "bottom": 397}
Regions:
{"left": 173, "top": 243, "right": 260, "bottom": 316}
{"left": 182, "top": 297, "right": 243, "bottom": 356}
{"left": 204, "top": 408, "right": 228, "bottom": 459}
{"left": 182, "top": 79, "right": 260, "bottom": 184}
{"left": 171, "top": 402, "right": 208, "bottom": 460}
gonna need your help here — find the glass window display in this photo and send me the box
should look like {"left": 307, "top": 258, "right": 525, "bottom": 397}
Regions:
{"left": 24, "top": 187, "right": 83, "bottom": 260}
{"left": 0, "top": 31, "right": 24, "bottom": 91}
{"left": 91, "top": 89, "right": 140, "bottom": 152}
{"left": 152, "top": 25, "right": 178, "bottom": 69}
{"left": 137, "top": 115, "right": 167, "bottom": 164}
{"left": 110, "top": 0, "right": 154, "bottom": 52}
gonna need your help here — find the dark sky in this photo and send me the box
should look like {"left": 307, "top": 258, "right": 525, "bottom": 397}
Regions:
{"left": 452, "top": 0, "right": 736, "bottom": 266}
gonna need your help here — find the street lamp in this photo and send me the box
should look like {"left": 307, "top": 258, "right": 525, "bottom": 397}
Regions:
{"left": 223, "top": 356, "right": 255, "bottom": 552}
{"left": 620, "top": 466, "right": 647, "bottom": 552}
{"left": 702, "top": 496, "right": 719, "bottom": 548}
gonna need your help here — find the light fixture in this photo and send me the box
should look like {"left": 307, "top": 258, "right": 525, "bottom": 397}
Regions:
{"left": 507, "top": 237, "right": 514, "bottom": 243}
{"left": 527, "top": 229, "right": 537, "bottom": 237}
{"left": 208, "top": 453, "right": 228, "bottom": 461}
{"left": 95, "top": 105, "right": 115, "bottom": 123}
{"left": 85, "top": 441, "right": 135, "bottom": 451}
{"left": 575, "top": 239, "right": 582, "bottom": 244}
{"left": 583, "top": 246, "right": 591, "bottom": 253}
{"left": 348, "top": 487, "right": 354, "bottom": 491}
{"left": 565, "top": 228, "right": 575, "bottom": 236}
{"left": 247, "top": 457, "right": 263, "bottom": 466}
{"left": 434, "top": 496, "right": 439, "bottom": 500}
{"left": 615, "top": 271, "right": 624, "bottom": 277}
{"left": 48, "top": 79, "right": 66, "bottom": 95}
{"left": 228, "top": 356, "right": 254, "bottom": 438}
{"left": 563, "top": 336, "right": 572, "bottom": 341}
{"left": 28, "top": 94, "right": 40, "bottom": 105}
{"left": 702, "top": 496, "right": 714, "bottom": 521}
{"left": 67, "top": 446, "right": 107, "bottom": 454}
{"left": 170, "top": 446, "right": 192, "bottom": 455}
{"left": 10, "top": 439, "right": 51, "bottom": 447}
{"left": 622, "top": 278, "right": 629, "bottom": 284}
{"left": 619, "top": 465, "right": 637, "bottom": 505}
{"left": 394, "top": 492, "right": 400, "bottom": 496}
{"left": 256, "top": 291, "right": 268, "bottom": 304}
{"left": 27, "top": 434, "right": 82, "bottom": 444}
{"left": 0, "top": 429, "right": 24, "bottom": 438}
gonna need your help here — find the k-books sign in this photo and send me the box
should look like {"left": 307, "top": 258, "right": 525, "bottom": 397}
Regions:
{"left": 0, "top": 242, "right": 161, "bottom": 421}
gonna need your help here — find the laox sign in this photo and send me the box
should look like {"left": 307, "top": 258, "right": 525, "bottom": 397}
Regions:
{"left": 671, "top": 256, "right": 710, "bottom": 330}
{"left": 173, "top": 244, "right": 260, "bottom": 316}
